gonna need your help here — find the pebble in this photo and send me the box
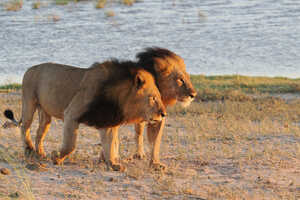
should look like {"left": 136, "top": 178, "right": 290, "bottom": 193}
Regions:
{"left": 0, "top": 168, "right": 10, "bottom": 175}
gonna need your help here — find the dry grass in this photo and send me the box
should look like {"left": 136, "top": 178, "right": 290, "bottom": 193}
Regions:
{"left": 32, "top": 1, "right": 41, "bottom": 9}
{"left": 105, "top": 10, "right": 115, "bottom": 17}
{"left": 122, "top": 0, "right": 135, "bottom": 6}
{"left": 47, "top": 14, "right": 60, "bottom": 22}
{"left": 0, "top": 83, "right": 300, "bottom": 199}
{"left": 4, "top": 0, "right": 23, "bottom": 11}
{"left": 191, "top": 75, "right": 300, "bottom": 96}
{"left": 0, "top": 0, "right": 138, "bottom": 10}
{"left": 54, "top": 0, "right": 71, "bottom": 5}
{"left": 95, "top": 0, "right": 136, "bottom": 9}
{"left": 95, "top": 0, "right": 106, "bottom": 9}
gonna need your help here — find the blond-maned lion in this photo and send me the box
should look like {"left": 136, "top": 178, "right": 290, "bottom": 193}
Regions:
{"left": 4, "top": 59, "right": 166, "bottom": 171}
{"left": 100, "top": 47, "right": 197, "bottom": 170}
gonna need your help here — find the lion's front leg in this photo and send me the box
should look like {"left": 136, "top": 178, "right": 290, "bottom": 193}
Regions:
{"left": 100, "top": 127, "right": 125, "bottom": 171}
{"left": 147, "top": 118, "right": 166, "bottom": 170}
{"left": 133, "top": 122, "right": 146, "bottom": 159}
{"left": 52, "top": 118, "right": 79, "bottom": 165}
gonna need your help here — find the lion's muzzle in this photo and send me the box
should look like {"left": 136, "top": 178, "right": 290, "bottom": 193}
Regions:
{"left": 189, "top": 91, "right": 197, "bottom": 99}
{"left": 160, "top": 110, "right": 167, "bottom": 118}
{"left": 178, "top": 90, "right": 197, "bottom": 108}
{"left": 149, "top": 108, "right": 166, "bottom": 124}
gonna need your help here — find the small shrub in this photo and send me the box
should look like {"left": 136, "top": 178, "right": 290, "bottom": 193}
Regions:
{"left": 54, "top": 0, "right": 70, "bottom": 5}
{"left": 105, "top": 10, "right": 115, "bottom": 17}
{"left": 48, "top": 14, "right": 60, "bottom": 22}
{"left": 95, "top": 0, "right": 106, "bottom": 9}
{"left": 5, "top": 0, "right": 23, "bottom": 11}
{"left": 122, "top": 0, "right": 135, "bottom": 6}
{"left": 32, "top": 1, "right": 41, "bottom": 9}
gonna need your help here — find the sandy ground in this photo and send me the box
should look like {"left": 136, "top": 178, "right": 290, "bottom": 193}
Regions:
{"left": 0, "top": 92, "right": 300, "bottom": 200}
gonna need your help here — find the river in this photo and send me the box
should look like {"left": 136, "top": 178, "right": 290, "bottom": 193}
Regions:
{"left": 0, "top": 0, "right": 300, "bottom": 84}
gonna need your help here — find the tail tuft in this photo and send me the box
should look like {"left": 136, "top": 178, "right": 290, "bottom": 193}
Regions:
{"left": 4, "top": 109, "right": 15, "bottom": 120}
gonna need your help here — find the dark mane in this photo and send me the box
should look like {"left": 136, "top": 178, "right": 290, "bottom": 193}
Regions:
{"left": 90, "top": 59, "right": 138, "bottom": 71}
{"left": 110, "top": 59, "right": 139, "bottom": 70}
{"left": 89, "top": 62, "right": 100, "bottom": 68}
{"left": 136, "top": 47, "right": 177, "bottom": 60}
{"left": 78, "top": 59, "right": 138, "bottom": 128}
{"left": 136, "top": 47, "right": 178, "bottom": 76}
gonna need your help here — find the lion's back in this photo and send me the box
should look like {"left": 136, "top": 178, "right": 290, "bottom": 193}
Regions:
{"left": 22, "top": 63, "right": 86, "bottom": 118}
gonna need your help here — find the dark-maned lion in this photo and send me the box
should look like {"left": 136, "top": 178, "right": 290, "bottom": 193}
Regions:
{"left": 5, "top": 60, "right": 166, "bottom": 171}
{"left": 100, "top": 47, "right": 197, "bottom": 170}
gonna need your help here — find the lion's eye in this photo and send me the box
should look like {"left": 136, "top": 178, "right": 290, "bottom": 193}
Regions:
{"left": 149, "top": 96, "right": 156, "bottom": 102}
{"left": 177, "top": 78, "right": 184, "bottom": 86}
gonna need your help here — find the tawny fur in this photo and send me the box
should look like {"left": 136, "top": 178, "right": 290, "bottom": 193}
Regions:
{"left": 6, "top": 60, "right": 166, "bottom": 171}
{"left": 131, "top": 47, "right": 197, "bottom": 169}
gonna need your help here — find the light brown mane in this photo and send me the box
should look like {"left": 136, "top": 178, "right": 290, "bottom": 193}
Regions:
{"left": 136, "top": 47, "right": 182, "bottom": 78}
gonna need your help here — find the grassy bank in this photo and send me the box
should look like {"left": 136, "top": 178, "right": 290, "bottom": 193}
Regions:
{"left": 2, "top": 75, "right": 300, "bottom": 97}
{"left": 190, "top": 75, "right": 300, "bottom": 101}
{"left": 0, "top": 83, "right": 21, "bottom": 91}
{"left": 191, "top": 75, "right": 300, "bottom": 93}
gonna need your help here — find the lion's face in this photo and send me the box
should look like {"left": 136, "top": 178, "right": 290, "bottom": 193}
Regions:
{"left": 123, "top": 69, "right": 166, "bottom": 124}
{"left": 154, "top": 56, "right": 197, "bottom": 107}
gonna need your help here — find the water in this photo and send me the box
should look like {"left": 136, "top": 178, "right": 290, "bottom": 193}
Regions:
{"left": 1, "top": 0, "right": 300, "bottom": 84}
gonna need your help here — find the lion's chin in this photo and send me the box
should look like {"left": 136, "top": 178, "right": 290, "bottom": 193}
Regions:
{"left": 178, "top": 97, "right": 193, "bottom": 108}
{"left": 148, "top": 117, "right": 163, "bottom": 124}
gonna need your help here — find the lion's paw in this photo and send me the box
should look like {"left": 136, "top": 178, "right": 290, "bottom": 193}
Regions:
{"left": 99, "top": 151, "right": 105, "bottom": 163}
{"left": 133, "top": 153, "right": 146, "bottom": 160}
{"left": 111, "top": 164, "right": 126, "bottom": 172}
{"left": 24, "top": 146, "right": 35, "bottom": 159}
{"left": 51, "top": 151, "right": 62, "bottom": 165}
{"left": 150, "top": 161, "right": 166, "bottom": 171}
{"left": 35, "top": 151, "right": 47, "bottom": 160}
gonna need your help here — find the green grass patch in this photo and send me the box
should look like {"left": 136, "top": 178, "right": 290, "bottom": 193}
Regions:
{"left": 191, "top": 75, "right": 300, "bottom": 101}
{"left": 191, "top": 75, "right": 300, "bottom": 93}
{"left": 54, "top": 0, "right": 73, "bottom": 5}
{"left": 0, "top": 83, "right": 21, "bottom": 91}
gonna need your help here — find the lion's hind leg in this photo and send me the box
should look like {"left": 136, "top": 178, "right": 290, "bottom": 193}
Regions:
{"left": 35, "top": 108, "right": 51, "bottom": 159}
{"left": 21, "top": 99, "right": 37, "bottom": 158}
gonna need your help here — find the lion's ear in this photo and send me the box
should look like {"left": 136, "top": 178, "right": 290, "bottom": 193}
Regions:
{"left": 134, "top": 73, "right": 145, "bottom": 90}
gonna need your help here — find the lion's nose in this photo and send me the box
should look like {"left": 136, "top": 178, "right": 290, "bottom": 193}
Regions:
{"left": 190, "top": 91, "right": 197, "bottom": 98}
{"left": 160, "top": 110, "right": 167, "bottom": 118}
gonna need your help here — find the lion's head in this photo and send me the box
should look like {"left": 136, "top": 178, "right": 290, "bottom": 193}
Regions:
{"left": 78, "top": 60, "right": 167, "bottom": 128}
{"left": 122, "top": 68, "right": 167, "bottom": 124}
{"left": 136, "top": 47, "right": 197, "bottom": 107}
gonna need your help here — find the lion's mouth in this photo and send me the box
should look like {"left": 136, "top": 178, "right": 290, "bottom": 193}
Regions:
{"left": 178, "top": 97, "right": 194, "bottom": 108}
{"left": 149, "top": 118, "right": 162, "bottom": 124}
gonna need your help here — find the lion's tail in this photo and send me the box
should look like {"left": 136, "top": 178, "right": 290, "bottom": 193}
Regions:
{"left": 4, "top": 109, "right": 21, "bottom": 126}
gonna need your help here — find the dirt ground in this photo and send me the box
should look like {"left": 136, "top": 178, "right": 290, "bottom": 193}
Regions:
{"left": 0, "top": 92, "right": 299, "bottom": 200}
